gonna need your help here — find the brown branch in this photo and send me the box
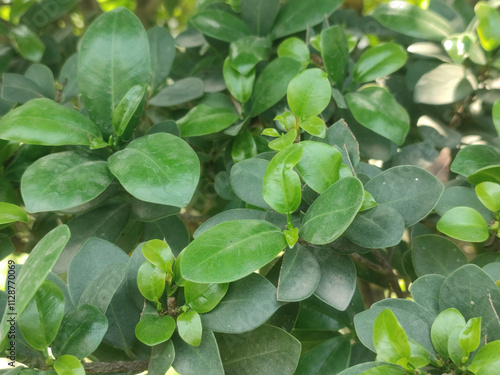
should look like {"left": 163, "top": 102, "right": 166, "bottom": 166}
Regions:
{"left": 448, "top": 93, "right": 474, "bottom": 129}
{"left": 83, "top": 360, "right": 149, "bottom": 373}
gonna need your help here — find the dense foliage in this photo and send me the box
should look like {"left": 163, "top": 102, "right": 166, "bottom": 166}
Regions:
{"left": 0, "top": 0, "right": 500, "bottom": 374}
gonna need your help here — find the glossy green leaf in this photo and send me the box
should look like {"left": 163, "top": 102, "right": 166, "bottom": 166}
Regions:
{"left": 467, "top": 165, "right": 500, "bottom": 185}
{"left": 321, "top": 119, "right": 360, "bottom": 168}
{"left": 0, "top": 202, "right": 28, "bottom": 225}
{"left": 223, "top": 58, "right": 254, "bottom": 103}
{"left": 135, "top": 314, "right": 175, "bottom": 346}
{"left": 459, "top": 317, "right": 481, "bottom": 353}
{"left": 321, "top": 26, "right": 349, "bottom": 89}
{"left": 190, "top": 10, "right": 251, "bottom": 42}
{"left": 185, "top": 282, "right": 229, "bottom": 313}
{"left": 78, "top": 7, "right": 150, "bottom": 138}
{"left": 277, "top": 245, "right": 320, "bottom": 302}
{"left": 268, "top": 129, "right": 296, "bottom": 151}
{"left": 177, "top": 311, "right": 202, "bottom": 347}
{"left": 301, "top": 177, "right": 364, "bottom": 245}
{"left": 0, "top": 98, "right": 103, "bottom": 146}
{"left": 475, "top": 2, "right": 500, "bottom": 51}
{"left": 448, "top": 326, "right": 467, "bottom": 366}
{"left": 148, "top": 26, "right": 176, "bottom": 90}
{"left": 372, "top": 2, "right": 453, "bottom": 41}
{"left": 364, "top": 166, "right": 443, "bottom": 227}
{"left": 247, "top": 57, "right": 302, "bottom": 117}
{"left": 10, "top": 24, "right": 45, "bottom": 62}
{"left": 345, "top": 86, "right": 409, "bottom": 146}
{"left": 142, "top": 239, "right": 174, "bottom": 272}
{"left": 277, "top": 37, "right": 310, "bottom": 67}
{"left": 436, "top": 186, "right": 493, "bottom": 223}
{"left": 20, "top": 0, "right": 79, "bottom": 30}
{"left": 345, "top": 205, "right": 405, "bottom": 249}
{"left": 53, "top": 355, "right": 85, "bottom": 375}
{"left": 270, "top": 0, "right": 343, "bottom": 40}
{"left": 137, "top": 262, "right": 166, "bottom": 302}
{"left": 476, "top": 182, "right": 500, "bottom": 212}
{"left": 451, "top": 145, "right": 500, "bottom": 177}
{"left": 108, "top": 133, "right": 200, "bottom": 207}
{"left": 194, "top": 209, "right": 266, "bottom": 238}
{"left": 229, "top": 36, "right": 271, "bottom": 75}
{"left": 201, "top": 273, "right": 282, "bottom": 333}
{"left": 263, "top": 144, "right": 303, "bottom": 214}
{"left": 430, "top": 308, "right": 465, "bottom": 359}
{"left": 232, "top": 129, "right": 257, "bottom": 163}
{"left": 148, "top": 340, "right": 175, "bottom": 375}
{"left": 468, "top": 341, "right": 500, "bottom": 374}
{"left": 240, "top": 0, "right": 279, "bottom": 36}
{"left": 353, "top": 43, "right": 407, "bottom": 83}
{"left": 149, "top": 77, "right": 204, "bottom": 107}
{"left": 18, "top": 280, "right": 65, "bottom": 350}
{"left": 275, "top": 111, "right": 296, "bottom": 131}
{"left": 359, "top": 191, "right": 377, "bottom": 212}
{"left": 112, "top": 84, "right": 146, "bottom": 137}
{"left": 218, "top": 325, "right": 301, "bottom": 375}
{"left": 177, "top": 104, "right": 238, "bottom": 137}
{"left": 0, "top": 225, "right": 70, "bottom": 345}
{"left": 373, "top": 309, "right": 411, "bottom": 365}
{"left": 443, "top": 34, "right": 474, "bottom": 64}
{"left": 411, "top": 235, "right": 467, "bottom": 277}
{"left": 21, "top": 151, "right": 114, "bottom": 213}
{"left": 437, "top": 207, "right": 489, "bottom": 242}
{"left": 299, "top": 116, "right": 326, "bottom": 138}
{"left": 287, "top": 69, "right": 331, "bottom": 119}
{"left": 181, "top": 220, "right": 286, "bottom": 283}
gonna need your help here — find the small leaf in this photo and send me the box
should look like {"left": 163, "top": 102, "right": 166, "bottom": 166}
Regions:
{"left": 0, "top": 202, "right": 28, "bottom": 225}
{"left": 353, "top": 43, "right": 407, "bottom": 83}
{"left": 475, "top": 2, "right": 500, "bottom": 51}
{"left": 277, "top": 37, "right": 310, "bottom": 67}
{"left": 232, "top": 129, "right": 257, "bottom": 163}
{"left": 468, "top": 341, "right": 500, "bottom": 374}
{"left": 177, "top": 311, "right": 202, "bottom": 347}
{"left": 229, "top": 36, "right": 271, "bottom": 75}
{"left": 443, "top": 34, "right": 474, "bottom": 64}
{"left": 275, "top": 111, "right": 296, "bottom": 131}
{"left": 459, "top": 317, "right": 481, "bottom": 354}
{"left": 135, "top": 314, "right": 175, "bottom": 346}
{"left": 476, "top": 182, "right": 500, "bottom": 212}
{"left": 268, "top": 129, "right": 296, "bottom": 151}
{"left": 177, "top": 104, "right": 239, "bottom": 137}
{"left": 223, "top": 58, "right": 254, "bottom": 104}
{"left": 430, "top": 308, "right": 465, "bottom": 359}
{"left": 373, "top": 309, "right": 411, "bottom": 366}
{"left": 287, "top": 68, "right": 331, "bottom": 119}
{"left": 184, "top": 282, "right": 229, "bottom": 313}
{"left": 54, "top": 355, "right": 85, "bottom": 375}
{"left": 112, "top": 84, "right": 146, "bottom": 137}
{"left": 360, "top": 191, "right": 377, "bottom": 212}
{"left": 137, "top": 262, "right": 166, "bottom": 302}
{"left": 142, "top": 239, "right": 174, "bottom": 273}
{"left": 284, "top": 227, "right": 299, "bottom": 248}
{"left": 448, "top": 326, "right": 467, "bottom": 366}
{"left": 299, "top": 116, "right": 326, "bottom": 138}
{"left": 10, "top": 24, "right": 45, "bottom": 62}
{"left": 437, "top": 207, "right": 489, "bottom": 242}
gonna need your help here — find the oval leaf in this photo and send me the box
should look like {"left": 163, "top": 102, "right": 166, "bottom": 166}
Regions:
{"left": 437, "top": 207, "right": 489, "bottom": 242}
{"left": 287, "top": 69, "right": 331, "bottom": 119}
{"left": 184, "top": 282, "right": 229, "bottom": 313}
{"left": 177, "top": 311, "right": 202, "bottom": 347}
{"left": 0, "top": 202, "right": 28, "bottom": 225}
{"left": 135, "top": 314, "right": 175, "bottom": 346}
{"left": 54, "top": 355, "right": 85, "bottom": 375}
{"left": 177, "top": 104, "right": 239, "bottom": 137}
{"left": 353, "top": 43, "right": 407, "bottom": 83}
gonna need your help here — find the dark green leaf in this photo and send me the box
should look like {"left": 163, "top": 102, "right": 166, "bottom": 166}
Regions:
{"left": 240, "top": 0, "right": 279, "bottom": 36}
{"left": 53, "top": 355, "right": 85, "bottom": 375}
{"left": 467, "top": 165, "right": 500, "bottom": 185}
{"left": 409, "top": 274, "right": 445, "bottom": 316}
{"left": 130, "top": 197, "right": 180, "bottom": 222}
{"left": 190, "top": 10, "right": 251, "bottom": 42}
{"left": 436, "top": 207, "right": 489, "bottom": 242}
{"left": 337, "top": 362, "right": 406, "bottom": 375}
{"left": 24, "top": 64, "right": 55, "bottom": 99}
{"left": 353, "top": 43, "right": 407, "bottom": 84}
{"left": 181, "top": 220, "right": 286, "bottom": 283}
{"left": 108, "top": 133, "right": 200, "bottom": 207}
{"left": 494, "top": 98, "right": 500, "bottom": 137}
{"left": 10, "top": 24, "right": 45, "bottom": 62}
{"left": 232, "top": 129, "right": 257, "bottom": 163}
{"left": 59, "top": 54, "right": 79, "bottom": 103}
{"left": 218, "top": 325, "right": 301, "bottom": 375}
{"left": 149, "top": 77, "right": 204, "bottom": 107}
{"left": 0, "top": 73, "right": 45, "bottom": 104}
{"left": 20, "top": 0, "right": 79, "bottom": 30}
{"left": 450, "top": 145, "right": 500, "bottom": 177}
{"left": 148, "top": 341, "right": 175, "bottom": 375}
{"left": 184, "top": 282, "right": 229, "bottom": 313}
{"left": 0, "top": 202, "right": 28, "bottom": 225}
{"left": 294, "top": 336, "right": 351, "bottom": 375}
{"left": 143, "top": 215, "right": 190, "bottom": 257}
{"left": 301, "top": 177, "right": 364, "bottom": 245}
{"left": 194, "top": 209, "right": 266, "bottom": 238}
{"left": 78, "top": 7, "right": 150, "bottom": 138}
{"left": 148, "top": 26, "right": 176, "bottom": 90}
{"left": 21, "top": 151, "right": 114, "bottom": 213}
{"left": 135, "top": 314, "right": 175, "bottom": 346}
{"left": 230, "top": 158, "right": 271, "bottom": 209}
{"left": 430, "top": 308, "right": 465, "bottom": 359}
{"left": 321, "top": 26, "right": 349, "bottom": 89}
{"left": 177, "top": 104, "right": 238, "bottom": 137}
{"left": 287, "top": 69, "right": 331, "bottom": 119}
{"left": 320, "top": 119, "right": 360, "bottom": 168}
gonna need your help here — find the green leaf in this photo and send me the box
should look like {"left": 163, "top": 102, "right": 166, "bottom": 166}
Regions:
{"left": 364, "top": 166, "right": 443, "bottom": 227}
{"left": 312, "top": 249, "right": 357, "bottom": 311}
{"left": 184, "top": 282, "right": 229, "bottom": 313}
{"left": 345, "top": 205, "right": 405, "bottom": 249}
{"left": 287, "top": 69, "right": 331, "bottom": 119}
{"left": 353, "top": 43, "right": 407, "bottom": 83}
{"left": 194, "top": 209, "right": 266, "bottom": 238}
{"left": 0, "top": 202, "right": 28, "bottom": 225}
{"left": 149, "top": 77, "right": 204, "bottom": 107}
{"left": 190, "top": 10, "right": 251, "bottom": 42}
{"left": 277, "top": 244, "right": 320, "bottom": 302}
{"left": 475, "top": 2, "right": 500, "bottom": 51}
{"left": 359, "top": 191, "right": 377, "bottom": 212}
{"left": 201, "top": 273, "right": 282, "bottom": 333}
{"left": 232, "top": 129, "right": 257, "bottom": 163}
{"left": 430, "top": 308, "right": 465, "bottom": 359}
{"left": 409, "top": 274, "right": 446, "bottom": 317}
{"left": 468, "top": 165, "right": 500, "bottom": 185}
{"left": 0, "top": 73, "right": 45, "bottom": 104}
{"left": 263, "top": 144, "right": 303, "bottom": 214}
{"left": 320, "top": 119, "right": 360, "bottom": 168}
{"left": 52, "top": 304, "right": 108, "bottom": 359}
{"left": 277, "top": 37, "right": 310, "bottom": 67}
{"left": 135, "top": 314, "right": 175, "bottom": 346}
{"left": 9, "top": 24, "right": 45, "bottom": 62}
{"left": 142, "top": 239, "right": 174, "bottom": 273}
{"left": 476, "top": 182, "right": 500, "bottom": 212}
{"left": 411, "top": 234, "right": 467, "bottom": 277}
{"left": 468, "top": 341, "right": 500, "bottom": 374}
{"left": 270, "top": 0, "right": 343, "bottom": 40}
{"left": 137, "top": 262, "right": 166, "bottom": 302}
{"left": 0, "top": 98, "right": 103, "bottom": 146}
{"left": 240, "top": 0, "right": 279, "bottom": 36}
{"left": 181, "top": 220, "right": 286, "bottom": 283}
{"left": 25, "top": 64, "right": 55, "bottom": 99}
{"left": 459, "top": 317, "right": 481, "bottom": 353}
{"left": 373, "top": 309, "right": 411, "bottom": 366}
{"left": 131, "top": 197, "right": 179, "bottom": 222}
{"left": 268, "top": 129, "right": 296, "bottom": 151}
{"left": 177, "top": 104, "right": 239, "bottom": 137}
{"left": 443, "top": 34, "right": 474, "bottom": 64}
{"left": 300, "top": 177, "right": 364, "bottom": 245}
{"left": 223, "top": 58, "right": 254, "bottom": 104}
{"left": 112, "top": 83, "right": 146, "bottom": 137}
{"left": 108, "top": 133, "right": 200, "bottom": 207}
{"left": 0, "top": 225, "right": 70, "bottom": 345}
{"left": 274, "top": 111, "right": 296, "bottom": 131}
{"left": 230, "top": 158, "right": 271, "bottom": 209}
{"left": 494, "top": 99, "right": 500, "bottom": 138}
{"left": 218, "top": 325, "right": 301, "bottom": 375}
{"left": 18, "top": 280, "right": 65, "bottom": 350}
{"left": 78, "top": 7, "right": 150, "bottom": 138}
{"left": 451, "top": 145, "right": 500, "bottom": 177}
{"left": 436, "top": 186, "right": 493, "bottom": 223}
{"left": 321, "top": 26, "right": 349, "bottom": 89}
{"left": 338, "top": 363, "right": 406, "bottom": 375}
{"left": 148, "top": 26, "right": 176, "bottom": 90}
{"left": 437, "top": 207, "right": 489, "bottom": 242}
{"left": 177, "top": 311, "right": 202, "bottom": 347}
{"left": 448, "top": 326, "right": 467, "bottom": 366}
{"left": 21, "top": 151, "right": 114, "bottom": 213}
{"left": 294, "top": 336, "right": 351, "bottom": 375}
{"left": 372, "top": 2, "right": 453, "bottom": 41}
{"left": 148, "top": 341, "right": 175, "bottom": 375}
{"left": 247, "top": 57, "right": 302, "bottom": 117}
{"left": 53, "top": 355, "right": 85, "bottom": 375}
{"left": 345, "top": 86, "right": 409, "bottom": 146}
{"left": 414, "top": 63, "right": 475, "bottom": 105}
{"left": 299, "top": 116, "right": 326, "bottom": 138}
{"left": 229, "top": 36, "right": 271, "bottom": 75}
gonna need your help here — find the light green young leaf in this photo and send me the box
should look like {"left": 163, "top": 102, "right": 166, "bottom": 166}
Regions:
{"left": 459, "top": 317, "right": 481, "bottom": 354}
{"left": 468, "top": 341, "right": 500, "bottom": 374}
{"left": 287, "top": 68, "right": 331, "bottom": 119}
{"left": 54, "top": 355, "right": 85, "bottom": 375}
{"left": 142, "top": 239, "right": 174, "bottom": 273}
{"left": 177, "top": 311, "right": 202, "bottom": 347}
{"left": 437, "top": 207, "right": 490, "bottom": 242}
{"left": 430, "top": 308, "right": 466, "bottom": 359}
{"left": 277, "top": 37, "right": 310, "bottom": 67}
{"left": 373, "top": 309, "right": 411, "bottom": 366}
{"left": 268, "top": 129, "right": 297, "bottom": 151}
{"left": 135, "top": 314, "right": 175, "bottom": 346}
{"left": 184, "top": 282, "right": 229, "bottom": 313}
{"left": 0, "top": 202, "right": 28, "bottom": 225}
{"left": 475, "top": 2, "right": 500, "bottom": 51}
{"left": 475, "top": 182, "right": 500, "bottom": 212}
{"left": 299, "top": 116, "right": 326, "bottom": 138}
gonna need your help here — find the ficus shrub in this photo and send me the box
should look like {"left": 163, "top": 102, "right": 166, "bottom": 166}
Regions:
{"left": 0, "top": 0, "right": 500, "bottom": 374}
